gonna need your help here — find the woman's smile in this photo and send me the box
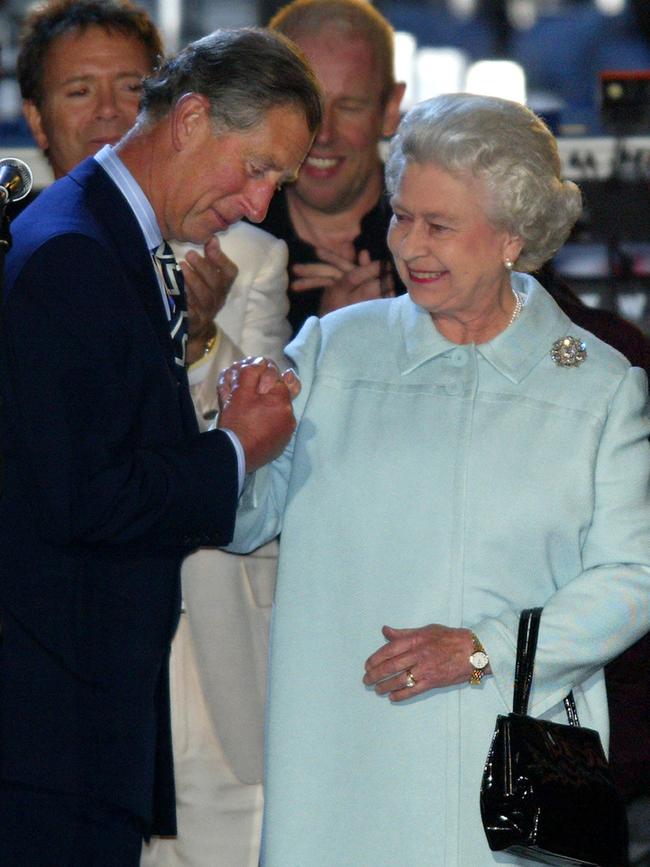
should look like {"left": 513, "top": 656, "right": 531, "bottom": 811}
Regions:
{"left": 406, "top": 267, "right": 448, "bottom": 283}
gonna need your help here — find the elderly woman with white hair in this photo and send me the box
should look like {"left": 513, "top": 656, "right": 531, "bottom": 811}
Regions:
{"left": 223, "top": 94, "right": 650, "bottom": 865}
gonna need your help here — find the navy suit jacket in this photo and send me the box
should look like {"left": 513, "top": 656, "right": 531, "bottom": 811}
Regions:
{"left": 0, "top": 158, "right": 238, "bottom": 833}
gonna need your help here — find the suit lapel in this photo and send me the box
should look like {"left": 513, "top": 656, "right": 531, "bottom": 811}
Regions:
{"left": 69, "top": 159, "right": 174, "bottom": 372}
{"left": 69, "top": 158, "right": 198, "bottom": 435}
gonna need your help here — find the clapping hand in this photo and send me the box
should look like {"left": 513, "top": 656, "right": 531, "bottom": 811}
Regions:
{"left": 182, "top": 236, "right": 238, "bottom": 365}
{"left": 291, "top": 246, "right": 395, "bottom": 316}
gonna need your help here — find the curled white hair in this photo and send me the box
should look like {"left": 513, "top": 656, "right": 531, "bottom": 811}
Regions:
{"left": 385, "top": 94, "right": 582, "bottom": 272}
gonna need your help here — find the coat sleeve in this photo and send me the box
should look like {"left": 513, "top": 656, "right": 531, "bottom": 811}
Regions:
{"left": 475, "top": 366, "right": 650, "bottom": 716}
{"left": 2, "top": 234, "right": 239, "bottom": 549}
{"left": 225, "top": 316, "right": 323, "bottom": 554}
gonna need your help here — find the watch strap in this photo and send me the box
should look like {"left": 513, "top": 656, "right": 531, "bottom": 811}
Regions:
{"left": 469, "top": 632, "right": 488, "bottom": 685}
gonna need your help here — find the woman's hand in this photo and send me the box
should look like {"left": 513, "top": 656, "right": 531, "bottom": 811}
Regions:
{"left": 217, "top": 358, "right": 301, "bottom": 472}
{"left": 363, "top": 624, "right": 481, "bottom": 702}
{"left": 218, "top": 357, "right": 300, "bottom": 409}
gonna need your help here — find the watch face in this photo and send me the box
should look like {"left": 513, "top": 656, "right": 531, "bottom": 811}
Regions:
{"left": 470, "top": 650, "right": 489, "bottom": 670}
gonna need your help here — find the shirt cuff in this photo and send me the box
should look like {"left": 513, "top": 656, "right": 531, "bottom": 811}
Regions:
{"left": 220, "top": 427, "right": 246, "bottom": 497}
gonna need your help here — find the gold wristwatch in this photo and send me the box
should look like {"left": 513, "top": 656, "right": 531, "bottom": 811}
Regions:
{"left": 469, "top": 632, "right": 489, "bottom": 685}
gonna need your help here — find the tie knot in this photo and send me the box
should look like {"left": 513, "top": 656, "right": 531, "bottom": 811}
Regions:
{"left": 153, "top": 241, "right": 184, "bottom": 299}
{"left": 154, "top": 240, "right": 176, "bottom": 264}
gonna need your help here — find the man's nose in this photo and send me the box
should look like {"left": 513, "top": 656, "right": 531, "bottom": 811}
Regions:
{"left": 314, "top": 103, "right": 334, "bottom": 146}
{"left": 243, "top": 179, "right": 277, "bottom": 223}
{"left": 94, "top": 84, "right": 120, "bottom": 120}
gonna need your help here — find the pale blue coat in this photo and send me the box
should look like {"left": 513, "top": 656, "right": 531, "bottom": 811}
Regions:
{"left": 229, "top": 275, "right": 650, "bottom": 866}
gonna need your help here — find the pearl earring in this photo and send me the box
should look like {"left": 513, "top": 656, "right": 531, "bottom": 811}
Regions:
{"left": 504, "top": 258, "right": 514, "bottom": 271}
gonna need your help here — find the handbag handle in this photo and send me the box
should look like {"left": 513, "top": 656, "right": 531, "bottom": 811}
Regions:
{"left": 512, "top": 608, "right": 580, "bottom": 726}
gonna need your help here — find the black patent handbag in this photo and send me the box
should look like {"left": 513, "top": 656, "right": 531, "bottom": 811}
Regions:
{"left": 480, "top": 608, "right": 629, "bottom": 866}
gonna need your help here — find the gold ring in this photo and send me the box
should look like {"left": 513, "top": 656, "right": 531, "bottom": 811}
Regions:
{"left": 405, "top": 669, "right": 416, "bottom": 688}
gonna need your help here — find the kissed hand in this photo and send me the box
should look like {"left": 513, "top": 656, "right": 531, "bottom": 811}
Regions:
{"left": 218, "top": 357, "right": 301, "bottom": 473}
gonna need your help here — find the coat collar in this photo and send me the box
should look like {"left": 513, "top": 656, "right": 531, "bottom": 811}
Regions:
{"left": 396, "top": 273, "right": 573, "bottom": 383}
{"left": 68, "top": 157, "right": 154, "bottom": 278}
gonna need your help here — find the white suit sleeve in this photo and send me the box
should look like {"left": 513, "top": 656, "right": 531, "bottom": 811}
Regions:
{"left": 173, "top": 224, "right": 291, "bottom": 370}
{"left": 232, "top": 234, "right": 291, "bottom": 368}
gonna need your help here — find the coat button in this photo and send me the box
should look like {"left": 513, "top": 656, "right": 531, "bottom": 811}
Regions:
{"left": 449, "top": 348, "right": 468, "bottom": 367}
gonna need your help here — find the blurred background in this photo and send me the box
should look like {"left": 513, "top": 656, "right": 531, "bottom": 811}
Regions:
{"left": 2, "top": 0, "right": 650, "bottom": 333}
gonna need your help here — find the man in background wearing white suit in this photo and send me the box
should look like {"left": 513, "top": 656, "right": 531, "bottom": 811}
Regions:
{"left": 17, "top": 1, "right": 290, "bottom": 863}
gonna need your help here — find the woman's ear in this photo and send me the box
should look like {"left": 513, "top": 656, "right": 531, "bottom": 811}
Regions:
{"left": 503, "top": 233, "right": 524, "bottom": 266}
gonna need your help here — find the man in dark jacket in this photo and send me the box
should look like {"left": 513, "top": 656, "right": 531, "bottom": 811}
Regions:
{"left": 0, "top": 27, "right": 319, "bottom": 866}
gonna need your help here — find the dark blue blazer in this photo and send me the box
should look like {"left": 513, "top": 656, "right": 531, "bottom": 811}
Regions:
{"left": 0, "top": 158, "right": 239, "bottom": 833}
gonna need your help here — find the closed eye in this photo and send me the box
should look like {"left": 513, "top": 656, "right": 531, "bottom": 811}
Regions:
{"left": 337, "top": 99, "right": 368, "bottom": 113}
{"left": 248, "top": 164, "right": 267, "bottom": 180}
{"left": 428, "top": 222, "right": 450, "bottom": 234}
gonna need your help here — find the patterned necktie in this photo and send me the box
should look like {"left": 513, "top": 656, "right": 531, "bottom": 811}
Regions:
{"left": 153, "top": 241, "right": 187, "bottom": 368}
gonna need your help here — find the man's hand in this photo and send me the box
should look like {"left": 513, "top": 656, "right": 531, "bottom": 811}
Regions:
{"left": 182, "top": 236, "right": 238, "bottom": 365}
{"left": 217, "top": 358, "right": 301, "bottom": 473}
{"left": 291, "top": 247, "right": 395, "bottom": 316}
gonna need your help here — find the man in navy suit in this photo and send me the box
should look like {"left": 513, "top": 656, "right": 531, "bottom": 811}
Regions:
{"left": 0, "top": 28, "right": 320, "bottom": 866}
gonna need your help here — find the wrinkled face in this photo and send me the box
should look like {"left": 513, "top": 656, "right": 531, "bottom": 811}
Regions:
{"left": 23, "top": 26, "right": 151, "bottom": 178}
{"left": 388, "top": 161, "right": 521, "bottom": 320}
{"left": 160, "top": 101, "right": 313, "bottom": 245}
{"left": 289, "top": 27, "right": 402, "bottom": 214}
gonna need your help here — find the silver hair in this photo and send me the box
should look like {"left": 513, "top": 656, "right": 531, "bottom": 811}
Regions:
{"left": 138, "top": 28, "right": 322, "bottom": 136}
{"left": 385, "top": 93, "right": 582, "bottom": 272}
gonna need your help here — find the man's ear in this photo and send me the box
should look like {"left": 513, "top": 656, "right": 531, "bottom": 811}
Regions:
{"left": 23, "top": 100, "right": 50, "bottom": 152}
{"left": 381, "top": 81, "right": 406, "bottom": 138}
{"left": 170, "top": 92, "right": 212, "bottom": 151}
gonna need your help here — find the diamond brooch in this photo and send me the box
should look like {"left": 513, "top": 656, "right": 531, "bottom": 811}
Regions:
{"left": 551, "top": 336, "right": 587, "bottom": 367}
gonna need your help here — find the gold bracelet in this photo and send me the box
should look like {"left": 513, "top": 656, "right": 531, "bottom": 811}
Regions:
{"left": 202, "top": 328, "right": 217, "bottom": 357}
{"left": 469, "top": 632, "right": 489, "bottom": 685}
{"left": 188, "top": 325, "right": 218, "bottom": 370}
